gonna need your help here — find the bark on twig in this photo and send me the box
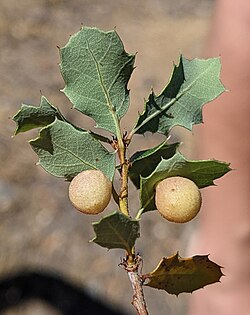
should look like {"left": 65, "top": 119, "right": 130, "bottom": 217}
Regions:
{"left": 120, "top": 256, "right": 149, "bottom": 315}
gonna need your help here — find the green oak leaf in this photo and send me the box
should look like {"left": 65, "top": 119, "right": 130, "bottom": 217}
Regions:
{"left": 12, "top": 95, "right": 111, "bottom": 143}
{"left": 60, "top": 27, "right": 135, "bottom": 135}
{"left": 133, "top": 56, "right": 225, "bottom": 135}
{"left": 91, "top": 211, "right": 140, "bottom": 254}
{"left": 30, "top": 119, "right": 115, "bottom": 181}
{"left": 144, "top": 253, "right": 223, "bottom": 295}
{"left": 128, "top": 141, "right": 179, "bottom": 189}
{"left": 140, "top": 151, "right": 231, "bottom": 212}
{"left": 12, "top": 96, "right": 65, "bottom": 135}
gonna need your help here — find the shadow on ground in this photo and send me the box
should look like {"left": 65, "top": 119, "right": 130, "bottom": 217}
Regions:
{"left": 0, "top": 270, "right": 130, "bottom": 315}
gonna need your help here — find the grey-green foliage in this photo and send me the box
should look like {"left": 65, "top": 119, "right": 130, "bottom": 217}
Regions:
{"left": 13, "top": 96, "right": 65, "bottom": 135}
{"left": 60, "top": 27, "right": 135, "bottom": 135}
{"left": 91, "top": 211, "right": 140, "bottom": 253}
{"left": 133, "top": 56, "right": 225, "bottom": 135}
{"left": 12, "top": 27, "right": 230, "bottom": 295}
{"left": 129, "top": 141, "right": 179, "bottom": 188}
{"left": 30, "top": 119, "right": 115, "bottom": 181}
{"left": 140, "top": 151, "right": 231, "bottom": 212}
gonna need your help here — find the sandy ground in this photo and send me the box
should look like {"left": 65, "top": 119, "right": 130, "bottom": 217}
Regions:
{"left": 0, "top": 1, "right": 214, "bottom": 314}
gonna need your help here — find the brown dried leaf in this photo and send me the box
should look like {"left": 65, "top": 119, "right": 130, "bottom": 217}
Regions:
{"left": 144, "top": 253, "right": 223, "bottom": 295}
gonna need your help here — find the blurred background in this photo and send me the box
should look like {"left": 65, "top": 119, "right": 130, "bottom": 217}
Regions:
{"left": 0, "top": 0, "right": 218, "bottom": 314}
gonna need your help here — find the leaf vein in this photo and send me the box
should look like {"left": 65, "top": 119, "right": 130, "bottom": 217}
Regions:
{"left": 53, "top": 142, "right": 97, "bottom": 170}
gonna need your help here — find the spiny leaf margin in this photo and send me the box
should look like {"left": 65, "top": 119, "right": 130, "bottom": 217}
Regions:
{"left": 29, "top": 119, "right": 115, "bottom": 181}
{"left": 133, "top": 55, "right": 225, "bottom": 135}
{"left": 144, "top": 252, "right": 223, "bottom": 295}
{"left": 140, "top": 151, "right": 231, "bottom": 212}
{"left": 128, "top": 141, "right": 179, "bottom": 189}
{"left": 12, "top": 95, "right": 65, "bottom": 135}
{"left": 59, "top": 26, "right": 135, "bottom": 135}
{"left": 91, "top": 211, "right": 140, "bottom": 254}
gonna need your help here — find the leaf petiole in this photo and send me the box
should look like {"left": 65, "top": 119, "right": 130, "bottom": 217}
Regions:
{"left": 135, "top": 208, "right": 144, "bottom": 220}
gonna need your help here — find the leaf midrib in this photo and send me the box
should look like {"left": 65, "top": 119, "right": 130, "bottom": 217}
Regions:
{"left": 133, "top": 61, "right": 216, "bottom": 134}
{"left": 86, "top": 38, "right": 120, "bottom": 135}
{"left": 105, "top": 219, "right": 131, "bottom": 252}
{"left": 52, "top": 142, "right": 98, "bottom": 170}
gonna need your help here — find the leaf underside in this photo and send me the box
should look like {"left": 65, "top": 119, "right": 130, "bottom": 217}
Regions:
{"left": 145, "top": 253, "right": 223, "bottom": 295}
{"left": 30, "top": 119, "right": 115, "bottom": 181}
{"left": 91, "top": 211, "right": 140, "bottom": 253}
{"left": 134, "top": 56, "right": 225, "bottom": 135}
{"left": 60, "top": 27, "right": 135, "bottom": 135}
{"left": 12, "top": 96, "right": 65, "bottom": 135}
{"left": 140, "top": 151, "right": 231, "bottom": 212}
